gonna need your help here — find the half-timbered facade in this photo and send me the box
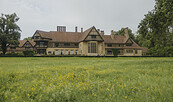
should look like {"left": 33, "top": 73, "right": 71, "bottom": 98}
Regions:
{"left": 32, "top": 26, "right": 144, "bottom": 56}
{"left": 6, "top": 40, "right": 35, "bottom": 53}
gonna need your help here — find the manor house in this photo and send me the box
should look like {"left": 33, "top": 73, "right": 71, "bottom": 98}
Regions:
{"left": 32, "top": 26, "right": 144, "bottom": 56}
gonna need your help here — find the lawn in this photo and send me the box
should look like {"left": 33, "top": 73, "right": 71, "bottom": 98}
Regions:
{"left": 0, "top": 57, "right": 172, "bottom": 102}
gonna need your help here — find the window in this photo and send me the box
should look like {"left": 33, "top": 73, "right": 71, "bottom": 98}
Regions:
{"left": 26, "top": 43, "right": 30, "bottom": 46}
{"left": 64, "top": 43, "right": 70, "bottom": 46}
{"left": 10, "top": 47, "right": 16, "bottom": 49}
{"left": 88, "top": 43, "right": 97, "bottom": 53}
{"left": 66, "top": 50, "right": 68, "bottom": 55}
{"left": 75, "top": 50, "right": 78, "bottom": 55}
{"left": 37, "top": 49, "right": 46, "bottom": 54}
{"left": 118, "top": 50, "right": 120, "bottom": 54}
{"left": 75, "top": 43, "right": 78, "bottom": 46}
{"left": 126, "top": 50, "right": 133, "bottom": 53}
{"left": 61, "top": 50, "right": 63, "bottom": 55}
{"left": 126, "top": 43, "right": 132, "bottom": 46}
{"left": 71, "top": 50, "right": 73, "bottom": 54}
{"left": 55, "top": 43, "right": 59, "bottom": 47}
{"left": 91, "top": 35, "right": 96, "bottom": 39}
{"left": 38, "top": 42, "right": 47, "bottom": 47}
{"left": 119, "top": 44, "right": 124, "bottom": 47}
{"left": 35, "top": 36, "right": 39, "bottom": 39}
{"left": 25, "top": 47, "right": 30, "bottom": 50}
{"left": 55, "top": 50, "right": 59, "bottom": 55}
{"left": 107, "top": 44, "right": 112, "bottom": 47}
{"left": 107, "top": 50, "right": 112, "bottom": 55}
{"left": 48, "top": 51, "right": 51, "bottom": 54}
{"left": 40, "top": 42, "right": 44, "bottom": 46}
{"left": 135, "top": 50, "right": 138, "bottom": 54}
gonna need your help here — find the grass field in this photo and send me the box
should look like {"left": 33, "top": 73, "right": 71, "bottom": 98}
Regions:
{"left": 0, "top": 57, "right": 172, "bottom": 102}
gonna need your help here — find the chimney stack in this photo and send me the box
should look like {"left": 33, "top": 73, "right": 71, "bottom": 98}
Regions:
{"left": 111, "top": 30, "right": 114, "bottom": 35}
{"left": 101, "top": 30, "right": 104, "bottom": 35}
{"left": 57, "top": 26, "right": 66, "bottom": 32}
{"left": 97, "top": 29, "right": 100, "bottom": 33}
{"left": 81, "top": 28, "right": 83, "bottom": 32}
{"left": 125, "top": 27, "right": 129, "bottom": 38}
{"left": 111, "top": 30, "right": 115, "bottom": 39}
{"left": 75, "top": 26, "right": 78, "bottom": 32}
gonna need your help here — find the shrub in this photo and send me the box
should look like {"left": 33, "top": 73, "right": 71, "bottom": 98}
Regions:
{"left": 112, "top": 49, "right": 119, "bottom": 56}
{"left": 23, "top": 50, "right": 34, "bottom": 56}
{"left": 6, "top": 52, "right": 18, "bottom": 55}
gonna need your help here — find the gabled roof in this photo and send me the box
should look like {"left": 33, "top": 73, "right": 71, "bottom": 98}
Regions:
{"left": 81, "top": 26, "right": 104, "bottom": 41}
{"left": 103, "top": 35, "right": 127, "bottom": 43}
{"left": 79, "top": 27, "right": 93, "bottom": 41}
{"left": 33, "top": 30, "right": 52, "bottom": 39}
{"left": 18, "top": 40, "right": 27, "bottom": 47}
{"left": 18, "top": 40, "right": 35, "bottom": 47}
{"left": 34, "top": 26, "right": 105, "bottom": 43}
{"left": 28, "top": 40, "right": 36, "bottom": 47}
{"left": 33, "top": 26, "right": 140, "bottom": 49}
{"left": 50, "top": 31, "right": 83, "bottom": 42}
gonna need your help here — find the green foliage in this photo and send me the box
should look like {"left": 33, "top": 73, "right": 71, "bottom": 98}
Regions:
{"left": 114, "top": 28, "right": 139, "bottom": 44}
{"left": 0, "top": 13, "right": 21, "bottom": 54}
{"left": 115, "top": 28, "right": 136, "bottom": 40}
{"left": 0, "top": 57, "right": 172, "bottom": 102}
{"left": 23, "top": 50, "right": 34, "bottom": 56}
{"left": 137, "top": 0, "right": 173, "bottom": 56}
{"left": 112, "top": 49, "right": 119, "bottom": 56}
{"left": 23, "top": 37, "right": 32, "bottom": 40}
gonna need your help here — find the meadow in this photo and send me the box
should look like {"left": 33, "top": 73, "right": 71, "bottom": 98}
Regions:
{"left": 0, "top": 57, "right": 172, "bottom": 102}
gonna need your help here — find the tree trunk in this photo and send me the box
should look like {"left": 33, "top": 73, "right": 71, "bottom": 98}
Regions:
{"left": 1, "top": 42, "right": 7, "bottom": 55}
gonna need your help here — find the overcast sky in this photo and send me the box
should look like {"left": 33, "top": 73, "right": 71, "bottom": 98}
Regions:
{"left": 0, "top": 0, "right": 155, "bottom": 39}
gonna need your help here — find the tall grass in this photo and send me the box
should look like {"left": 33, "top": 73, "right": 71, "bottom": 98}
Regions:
{"left": 0, "top": 57, "right": 172, "bottom": 102}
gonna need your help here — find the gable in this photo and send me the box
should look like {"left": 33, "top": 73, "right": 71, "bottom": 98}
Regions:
{"left": 32, "top": 31, "right": 41, "bottom": 39}
{"left": 35, "top": 33, "right": 40, "bottom": 37}
{"left": 84, "top": 27, "right": 104, "bottom": 41}
{"left": 23, "top": 41, "right": 31, "bottom": 47}
{"left": 21, "top": 41, "right": 34, "bottom": 48}
{"left": 126, "top": 38, "right": 133, "bottom": 44}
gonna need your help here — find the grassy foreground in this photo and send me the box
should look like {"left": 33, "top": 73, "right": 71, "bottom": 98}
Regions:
{"left": 0, "top": 57, "right": 172, "bottom": 102}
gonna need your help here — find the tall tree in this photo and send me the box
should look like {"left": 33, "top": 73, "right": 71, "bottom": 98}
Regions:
{"left": 137, "top": 0, "right": 173, "bottom": 56}
{"left": 114, "top": 28, "right": 139, "bottom": 43}
{"left": 0, "top": 13, "right": 21, "bottom": 54}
